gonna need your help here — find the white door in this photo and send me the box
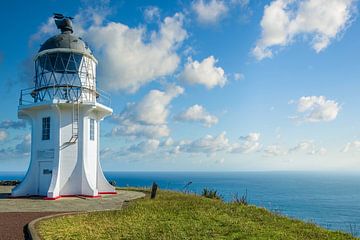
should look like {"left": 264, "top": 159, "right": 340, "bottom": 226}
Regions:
{"left": 38, "top": 161, "right": 53, "bottom": 196}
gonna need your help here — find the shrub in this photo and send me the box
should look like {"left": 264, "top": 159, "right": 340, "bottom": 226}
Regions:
{"left": 201, "top": 188, "right": 222, "bottom": 200}
{"left": 109, "top": 180, "right": 117, "bottom": 187}
{"left": 232, "top": 189, "right": 248, "bottom": 205}
{"left": 0, "top": 180, "right": 20, "bottom": 186}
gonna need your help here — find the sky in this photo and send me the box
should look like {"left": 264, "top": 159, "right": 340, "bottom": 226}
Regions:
{"left": 0, "top": 0, "right": 360, "bottom": 172}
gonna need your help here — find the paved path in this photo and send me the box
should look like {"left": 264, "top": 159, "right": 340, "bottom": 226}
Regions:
{"left": 0, "top": 186, "right": 145, "bottom": 212}
{"left": 0, "top": 212, "right": 64, "bottom": 240}
{"left": 0, "top": 186, "right": 145, "bottom": 239}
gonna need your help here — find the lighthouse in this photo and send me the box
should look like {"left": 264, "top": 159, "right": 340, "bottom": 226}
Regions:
{"left": 11, "top": 14, "right": 116, "bottom": 199}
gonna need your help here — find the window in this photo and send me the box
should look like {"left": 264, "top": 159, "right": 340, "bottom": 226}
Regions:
{"left": 90, "top": 119, "right": 95, "bottom": 141}
{"left": 42, "top": 117, "right": 50, "bottom": 140}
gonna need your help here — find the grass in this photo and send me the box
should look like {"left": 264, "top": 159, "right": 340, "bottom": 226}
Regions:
{"left": 37, "top": 188, "right": 357, "bottom": 240}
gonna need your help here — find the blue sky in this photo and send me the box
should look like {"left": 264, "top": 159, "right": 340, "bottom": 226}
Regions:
{"left": 0, "top": 0, "right": 360, "bottom": 172}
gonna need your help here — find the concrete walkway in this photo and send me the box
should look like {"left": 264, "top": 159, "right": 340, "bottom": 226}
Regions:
{"left": 0, "top": 186, "right": 145, "bottom": 239}
{"left": 0, "top": 186, "right": 145, "bottom": 212}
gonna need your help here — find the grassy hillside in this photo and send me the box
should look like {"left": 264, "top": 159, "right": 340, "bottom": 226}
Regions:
{"left": 37, "top": 189, "right": 357, "bottom": 240}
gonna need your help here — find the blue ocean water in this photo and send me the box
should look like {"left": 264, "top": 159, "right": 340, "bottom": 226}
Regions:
{"left": 1, "top": 171, "right": 359, "bottom": 236}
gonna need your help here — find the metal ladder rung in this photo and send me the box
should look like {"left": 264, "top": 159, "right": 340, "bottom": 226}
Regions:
{"left": 68, "top": 100, "right": 80, "bottom": 143}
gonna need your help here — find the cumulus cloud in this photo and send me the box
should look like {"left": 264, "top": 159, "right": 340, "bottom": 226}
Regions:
{"left": 175, "top": 104, "right": 219, "bottom": 127}
{"left": 0, "top": 131, "right": 8, "bottom": 141}
{"left": 263, "top": 140, "right": 326, "bottom": 157}
{"left": 85, "top": 13, "right": 187, "bottom": 92}
{"left": 231, "top": 0, "right": 250, "bottom": 8}
{"left": 180, "top": 132, "right": 230, "bottom": 154}
{"left": 167, "top": 132, "right": 263, "bottom": 156}
{"left": 263, "top": 144, "right": 287, "bottom": 157}
{"left": 289, "top": 140, "right": 327, "bottom": 155}
{"left": 192, "top": 0, "right": 228, "bottom": 24}
{"left": 290, "top": 96, "right": 340, "bottom": 123}
{"left": 0, "top": 120, "right": 26, "bottom": 129}
{"left": 144, "top": 6, "right": 161, "bottom": 22}
{"left": 29, "top": 17, "right": 57, "bottom": 47}
{"left": 179, "top": 56, "right": 227, "bottom": 89}
{"left": 215, "top": 158, "right": 225, "bottom": 164}
{"left": 161, "top": 137, "right": 175, "bottom": 147}
{"left": 31, "top": 5, "right": 186, "bottom": 93}
{"left": 253, "top": 0, "right": 356, "bottom": 60}
{"left": 15, "top": 134, "right": 31, "bottom": 155}
{"left": 128, "top": 139, "right": 160, "bottom": 154}
{"left": 231, "top": 133, "right": 261, "bottom": 154}
{"left": 342, "top": 141, "right": 360, "bottom": 153}
{"left": 0, "top": 133, "right": 32, "bottom": 160}
{"left": 110, "top": 85, "right": 184, "bottom": 139}
{"left": 234, "top": 73, "right": 245, "bottom": 81}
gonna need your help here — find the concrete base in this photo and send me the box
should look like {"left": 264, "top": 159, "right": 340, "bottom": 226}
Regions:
{"left": 0, "top": 186, "right": 144, "bottom": 212}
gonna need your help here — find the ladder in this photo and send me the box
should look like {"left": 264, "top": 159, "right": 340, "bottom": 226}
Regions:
{"left": 68, "top": 100, "right": 80, "bottom": 143}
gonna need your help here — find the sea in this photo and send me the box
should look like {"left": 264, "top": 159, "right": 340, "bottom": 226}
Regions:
{"left": 1, "top": 171, "right": 359, "bottom": 236}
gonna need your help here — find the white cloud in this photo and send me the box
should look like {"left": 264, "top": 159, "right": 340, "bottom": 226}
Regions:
{"left": 0, "top": 131, "right": 8, "bottom": 141}
{"left": 215, "top": 158, "right": 225, "bottom": 164}
{"left": 289, "top": 140, "right": 327, "bottom": 155}
{"left": 231, "top": 0, "right": 250, "bottom": 8}
{"left": 240, "top": 132, "right": 261, "bottom": 142}
{"left": 342, "top": 141, "right": 360, "bottom": 153}
{"left": 100, "top": 147, "right": 112, "bottom": 157}
{"left": 0, "top": 120, "right": 26, "bottom": 129}
{"left": 144, "top": 6, "right": 161, "bottom": 22}
{"left": 179, "top": 56, "right": 227, "bottom": 89}
{"left": 85, "top": 13, "right": 187, "bottom": 92}
{"left": 192, "top": 0, "right": 228, "bottom": 24}
{"left": 29, "top": 17, "right": 57, "bottom": 46}
{"left": 263, "top": 145, "right": 287, "bottom": 157}
{"left": 291, "top": 96, "right": 340, "bottom": 123}
{"left": 161, "top": 137, "right": 174, "bottom": 147}
{"left": 128, "top": 139, "right": 160, "bottom": 154}
{"left": 170, "top": 145, "right": 182, "bottom": 155}
{"left": 253, "top": 0, "right": 356, "bottom": 60}
{"left": 175, "top": 104, "right": 219, "bottom": 127}
{"left": 234, "top": 73, "right": 245, "bottom": 81}
{"left": 30, "top": 6, "right": 187, "bottom": 93}
{"left": 181, "top": 132, "right": 230, "bottom": 154}
{"left": 110, "top": 85, "right": 184, "bottom": 139}
{"left": 15, "top": 134, "right": 31, "bottom": 154}
{"left": 231, "top": 133, "right": 261, "bottom": 154}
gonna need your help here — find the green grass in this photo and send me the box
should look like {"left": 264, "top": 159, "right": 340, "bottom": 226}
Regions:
{"left": 37, "top": 189, "right": 357, "bottom": 240}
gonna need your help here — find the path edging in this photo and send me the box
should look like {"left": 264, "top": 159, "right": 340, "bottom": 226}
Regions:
{"left": 27, "top": 191, "right": 146, "bottom": 240}
{"left": 28, "top": 212, "right": 81, "bottom": 240}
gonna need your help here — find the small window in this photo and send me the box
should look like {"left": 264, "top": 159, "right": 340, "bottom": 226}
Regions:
{"left": 42, "top": 117, "right": 50, "bottom": 140}
{"left": 43, "top": 169, "right": 52, "bottom": 175}
{"left": 90, "top": 119, "right": 95, "bottom": 141}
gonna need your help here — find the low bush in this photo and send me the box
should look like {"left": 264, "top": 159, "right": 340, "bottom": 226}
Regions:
{"left": 232, "top": 190, "right": 248, "bottom": 205}
{"left": 201, "top": 188, "right": 222, "bottom": 200}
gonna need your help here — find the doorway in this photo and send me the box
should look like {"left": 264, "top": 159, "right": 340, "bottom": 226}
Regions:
{"left": 38, "top": 161, "right": 53, "bottom": 196}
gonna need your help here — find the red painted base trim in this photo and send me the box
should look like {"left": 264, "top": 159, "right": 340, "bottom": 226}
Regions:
{"left": 10, "top": 192, "right": 115, "bottom": 200}
{"left": 8, "top": 195, "right": 40, "bottom": 199}
{"left": 43, "top": 196, "right": 61, "bottom": 200}
{"left": 44, "top": 194, "right": 101, "bottom": 200}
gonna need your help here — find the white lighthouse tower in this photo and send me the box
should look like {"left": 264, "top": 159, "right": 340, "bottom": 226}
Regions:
{"left": 11, "top": 14, "right": 116, "bottom": 199}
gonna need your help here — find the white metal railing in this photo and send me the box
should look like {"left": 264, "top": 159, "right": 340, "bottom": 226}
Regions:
{"left": 19, "top": 86, "right": 111, "bottom": 107}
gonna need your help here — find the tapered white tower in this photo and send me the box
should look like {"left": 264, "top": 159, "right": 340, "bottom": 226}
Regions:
{"left": 11, "top": 14, "right": 115, "bottom": 199}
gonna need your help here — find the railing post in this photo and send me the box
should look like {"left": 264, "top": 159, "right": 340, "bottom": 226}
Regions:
{"left": 150, "top": 182, "right": 158, "bottom": 199}
{"left": 19, "top": 90, "right": 23, "bottom": 105}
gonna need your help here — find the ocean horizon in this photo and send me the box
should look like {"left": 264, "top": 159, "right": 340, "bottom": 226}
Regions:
{"left": 1, "top": 171, "right": 359, "bottom": 236}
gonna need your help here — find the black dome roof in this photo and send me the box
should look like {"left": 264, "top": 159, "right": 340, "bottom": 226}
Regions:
{"left": 39, "top": 33, "right": 92, "bottom": 55}
{"left": 38, "top": 14, "right": 92, "bottom": 55}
